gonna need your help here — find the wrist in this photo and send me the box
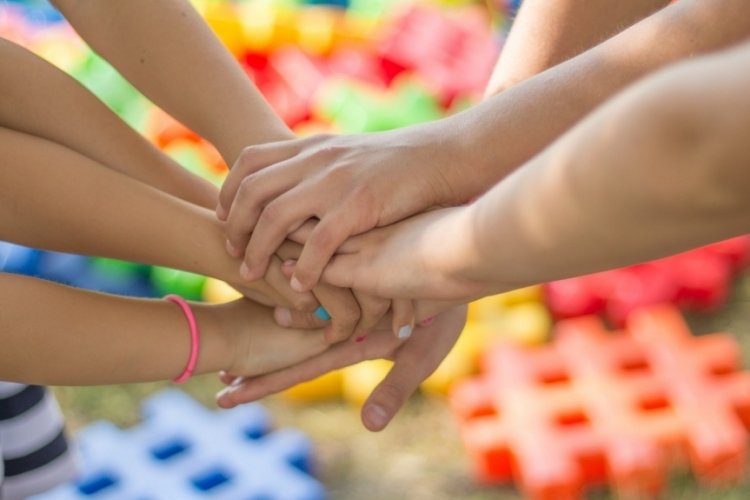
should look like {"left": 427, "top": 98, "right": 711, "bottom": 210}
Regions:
{"left": 427, "top": 206, "right": 496, "bottom": 299}
{"left": 191, "top": 303, "right": 236, "bottom": 376}
{"left": 429, "top": 115, "right": 501, "bottom": 206}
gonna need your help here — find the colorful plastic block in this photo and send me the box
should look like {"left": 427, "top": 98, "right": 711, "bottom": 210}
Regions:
{"left": 451, "top": 305, "right": 750, "bottom": 500}
{"left": 33, "top": 390, "right": 326, "bottom": 500}
{"left": 545, "top": 237, "right": 750, "bottom": 326}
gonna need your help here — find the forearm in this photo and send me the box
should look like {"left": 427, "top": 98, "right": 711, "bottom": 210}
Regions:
{"left": 0, "top": 272, "right": 230, "bottom": 385}
{"left": 464, "top": 45, "right": 750, "bottom": 291}
{"left": 446, "top": 0, "right": 750, "bottom": 202}
{"left": 486, "top": 0, "right": 669, "bottom": 95}
{"left": 52, "top": 0, "right": 292, "bottom": 164}
{"left": 0, "top": 39, "right": 217, "bottom": 209}
{"left": 0, "top": 128, "right": 285, "bottom": 305}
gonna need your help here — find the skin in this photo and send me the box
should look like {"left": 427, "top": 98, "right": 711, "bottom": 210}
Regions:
{"left": 217, "top": 0, "right": 750, "bottom": 295}
{"left": 485, "top": 0, "right": 670, "bottom": 95}
{"left": 317, "top": 43, "right": 750, "bottom": 301}
{"left": 0, "top": 272, "right": 330, "bottom": 386}
{"left": 46, "top": 0, "right": 391, "bottom": 341}
{"left": 221, "top": 0, "right": 750, "bottom": 431}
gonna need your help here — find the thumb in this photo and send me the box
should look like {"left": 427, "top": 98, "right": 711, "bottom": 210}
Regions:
{"left": 360, "top": 358, "right": 423, "bottom": 432}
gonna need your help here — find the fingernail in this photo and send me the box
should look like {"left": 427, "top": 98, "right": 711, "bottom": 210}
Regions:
{"left": 216, "top": 203, "right": 228, "bottom": 220}
{"left": 230, "top": 376, "right": 244, "bottom": 387}
{"left": 355, "top": 335, "right": 366, "bottom": 343}
{"left": 275, "top": 308, "right": 293, "bottom": 327}
{"left": 314, "top": 306, "right": 331, "bottom": 321}
{"left": 397, "top": 325, "right": 413, "bottom": 339}
{"left": 290, "top": 275, "right": 305, "bottom": 292}
{"left": 217, "top": 387, "right": 233, "bottom": 400}
{"left": 364, "top": 404, "right": 389, "bottom": 429}
{"left": 419, "top": 316, "right": 436, "bottom": 327}
{"left": 226, "top": 239, "right": 240, "bottom": 257}
{"left": 240, "top": 262, "right": 253, "bottom": 280}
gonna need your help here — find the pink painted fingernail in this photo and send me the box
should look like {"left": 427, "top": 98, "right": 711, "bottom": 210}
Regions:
{"left": 355, "top": 335, "right": 366, "bottom": 343}
{"left": 419, "top": 316, "right": 436, "bottom": 327}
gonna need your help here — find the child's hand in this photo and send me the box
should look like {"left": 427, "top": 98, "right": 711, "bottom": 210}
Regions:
{"left": 209, "top": 299, "right": 330, "bottom": 378}
{"left": 217, "top": 124, "right": 477, "bottom": 294}
{"left": 216, "top": 305, "right": 468, "bottom": 431}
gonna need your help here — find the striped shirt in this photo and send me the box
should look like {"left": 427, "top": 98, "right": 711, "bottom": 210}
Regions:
{"left": 0, "top": 383, "right": 78, "bottom": 500}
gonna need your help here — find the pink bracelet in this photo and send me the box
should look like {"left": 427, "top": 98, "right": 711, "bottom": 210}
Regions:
{"left": 165, "top": 294, "right": 200, "bottom": 384}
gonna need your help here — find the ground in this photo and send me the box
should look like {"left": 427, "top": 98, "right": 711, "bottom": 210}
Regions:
{"left": 54, "top": 276, "right": 750, "bottom": 499}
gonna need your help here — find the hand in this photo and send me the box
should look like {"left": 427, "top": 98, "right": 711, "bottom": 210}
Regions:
{"left": 208, "top": 299, "right": 330, "bottom": 378}
{"left": 275, "top": 258, "right": 416, "bottom": 341}
{"left": 216, "top": 305, "right": 468, "bottom": 431}
{"left": 217, "top": 124, "right": 471, "bottom": 293}
{"left": 321, "top": 206, "right": 492, "bottom": 301}
{"left": 274, "top": 241, "right": 399, "bottom": 342}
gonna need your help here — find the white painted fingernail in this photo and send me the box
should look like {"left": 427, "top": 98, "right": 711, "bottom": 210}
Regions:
{"left": 397, "top": 325, "right": 413, "bottom": 339}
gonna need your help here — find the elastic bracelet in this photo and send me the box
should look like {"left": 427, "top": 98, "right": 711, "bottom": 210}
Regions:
{"left": 165, "top": 294, "right": 200, "bottom": 384}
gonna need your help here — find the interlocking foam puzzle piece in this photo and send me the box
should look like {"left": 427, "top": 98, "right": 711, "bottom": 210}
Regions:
{"left": 451, "top": 305, "right": 750, "bottom": 500}
{"left": 545, "top": 237, "right": 750, "bottom": 326}
{"left": 378, "top": 4, "right": 498, "bottom": 103}
{"left": 283, "top": 287, "right": 549, "bottom": 402}
{"left": 33, "top": 390, "right": 326, "bottom": 500}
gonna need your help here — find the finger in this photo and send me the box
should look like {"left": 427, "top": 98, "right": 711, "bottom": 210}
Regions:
{"left": 275, "top": 239, "right": 303, "bottom": 261}
{"left": 241, "top": 186, "right": 322, "bottom": 282}
{"left": 216, "top": 329, "right": 399, "bottom": 408}
{"left": 353, "top": 291, "right": 390, "bottom": 335}
{"left": 263, "top": 255, "right": 319, "bottom": 312}
{"left": 391, "top": 299, "right": 416, "bottom": 340}
{"left": 321, "top": 253, "right": 361, "bottom": 289}
{"left": 218, "top": 140, "right": 305, "bottom": 219}
{"left": 291, "top": 210, "right": 362, "bottom": 292}
{"left": 273, "top": 306, "right": 328, "bottom": 330}
{"left": 218, "top": 371, "right": 237, "bottom": 385}
{"left": 225, "top": 165, "right": 309, "bottom": 260}
{"left": 312, "top": 283, "right": 361, "bottom": 343}
{"left": 288, "top": 219, "right": 318, "bottom": 245}
{"left": 360, "top": 357, "right": 423, "bottom": 432}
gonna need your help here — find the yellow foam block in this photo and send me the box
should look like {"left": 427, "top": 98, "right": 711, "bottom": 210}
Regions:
{"left": 342, "top": 359, "right": 392, "bottom": 407}
{"left": 282, "top": 369, "right": 343, "bottom": 402}
{"left": 499, "top": 302, "right": 551, "bottom": 345}
{"left": 202, "top": 278, "right": 242, "bottom": 304}
{"left": 204, "top": 3, "right": 246, "bottom": 56}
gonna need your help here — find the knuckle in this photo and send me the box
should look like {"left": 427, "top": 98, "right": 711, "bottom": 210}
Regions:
{"left": 259, "top": 199, "right": 284, "bottom": 226}
{"left": 374, "top": 382, "right": 407, "bottom": 411}
{"left": 338, "top": 302, "right": 361, "bottom": 325}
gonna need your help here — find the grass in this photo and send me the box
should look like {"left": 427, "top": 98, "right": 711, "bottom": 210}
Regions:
{"left": 53, "top": 275, "right": 750, "bottom": 500}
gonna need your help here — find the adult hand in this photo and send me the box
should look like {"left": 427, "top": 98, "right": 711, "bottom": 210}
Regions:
{"left": 217, "top": 123, "right": 474, "bottom": 293}
{"left": 321, "top": 206, "right": 493, "bottom": 301}
{"left": 216, "top": 305, "right": 468, "bottom": 431}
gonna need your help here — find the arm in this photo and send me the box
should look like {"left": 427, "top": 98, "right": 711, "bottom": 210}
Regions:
{"left": 50, "top": 0, "right": 292, "bottom": 165}
{"left": 320, "top": 42, "right": 750, "bottom": 300}
{"left": 218, "top": 0, "right": 750, "bottom": 291}
{"left": 0, "top": 273, "right": 328, "bottom": 385}
{"left": 485, "top": 0, "right": 670, "bottom": 95}
{"left": 0, "top": 126, "right": 297, "bottom": 308}
{"left": 0, "top": 38, "right": 216, "bottom": 209}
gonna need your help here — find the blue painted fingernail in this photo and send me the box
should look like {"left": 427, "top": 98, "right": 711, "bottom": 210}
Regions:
{"left": 314, "top": 306, "right": 331, "bottom": 321}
